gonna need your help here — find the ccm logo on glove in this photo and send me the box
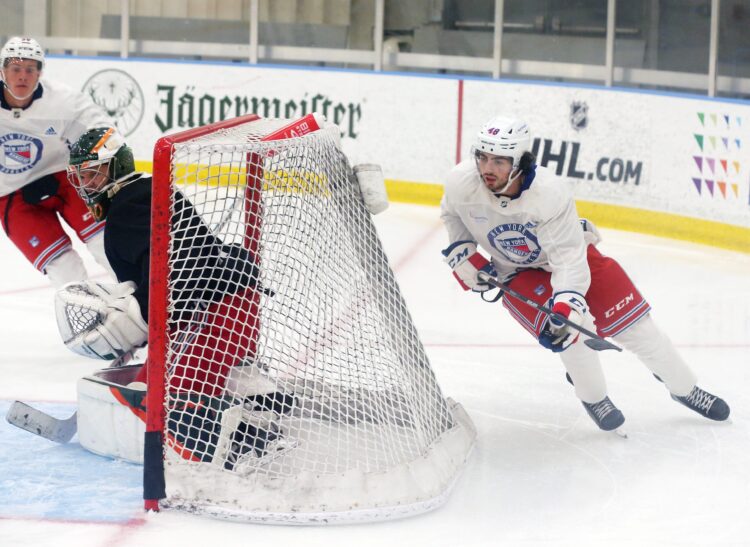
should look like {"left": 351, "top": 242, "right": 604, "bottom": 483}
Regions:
{"left": 538, "top": 292, "right": 588, "bottom": 352}
{"left": 442, "top": 240, "right": 496, "bottom": 292}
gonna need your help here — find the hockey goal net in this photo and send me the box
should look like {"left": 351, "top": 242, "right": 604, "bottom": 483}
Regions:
{"left": 144, "top": 113, "right": 475, "bottom": 524}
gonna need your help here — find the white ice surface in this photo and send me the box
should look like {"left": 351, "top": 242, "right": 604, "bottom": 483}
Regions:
{"left": 1, "top": 202, "right": 748, "bottom": 547}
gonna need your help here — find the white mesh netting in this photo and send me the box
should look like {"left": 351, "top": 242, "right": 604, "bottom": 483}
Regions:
{"left": 155, "top": 118, "right": 475, "bottom": 523}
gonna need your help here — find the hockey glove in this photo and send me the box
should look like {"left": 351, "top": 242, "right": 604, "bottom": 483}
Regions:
{"left": 538, "top": 292, "right": 588, "bottom": 352}
{"left": 442, "top": 240, "right": 496, "bottom": 292}
{"left": 55, "top": 280, "right": 148, "bottom": 360}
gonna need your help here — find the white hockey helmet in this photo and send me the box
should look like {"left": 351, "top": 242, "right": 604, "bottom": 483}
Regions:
{"left": 1, "top": 36, "right": 45, "bottom": 70}
{"left": 473, "top": 116, "right": 531, "bottom": 169}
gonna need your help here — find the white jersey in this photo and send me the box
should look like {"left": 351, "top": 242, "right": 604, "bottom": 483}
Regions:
{"left": 0, "top": 78, "right": 111, "bottom": 197}
{"left": 440, "top": 159, "right": 590, "bottom": 297}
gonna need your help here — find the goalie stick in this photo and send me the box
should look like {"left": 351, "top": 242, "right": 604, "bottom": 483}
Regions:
{"left": 5, "top": 401, "right": 77, "bottom": 443}
{"left": 477, "top": 272, "right": 622, "bottom": 352}
{"left": 5, "top": 349, "right": 140, "bottom": 444}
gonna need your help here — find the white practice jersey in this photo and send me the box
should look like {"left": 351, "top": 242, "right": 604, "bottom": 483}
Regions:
{"left": 440, "top": 159, "right": 590, "bottom": 297}
{"left": 0, "top": 79, "right": 111, "bottom": 197}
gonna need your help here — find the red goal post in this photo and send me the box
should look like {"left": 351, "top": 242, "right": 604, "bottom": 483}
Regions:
{"left": 145, "top": 112, "right": 318, "bottom": 506}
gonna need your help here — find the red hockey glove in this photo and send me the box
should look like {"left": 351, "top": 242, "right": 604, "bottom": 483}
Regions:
{"left": 442, "top": 240, "right": 497, "bottom": 292}
{"left": 538, "top": 292, "right": 588, "bottom": 352}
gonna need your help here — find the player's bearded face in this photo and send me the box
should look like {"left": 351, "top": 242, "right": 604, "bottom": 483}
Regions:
{"left": 475, "top": 152, "right": 513, "bottom": 191}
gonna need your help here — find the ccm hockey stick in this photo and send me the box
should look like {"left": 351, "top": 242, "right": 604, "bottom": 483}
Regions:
{"left": 478, "top": 273, "right": 622, "bottom": 352}
{"left": 5, "top": 349, "right": 140, "bottom": 443}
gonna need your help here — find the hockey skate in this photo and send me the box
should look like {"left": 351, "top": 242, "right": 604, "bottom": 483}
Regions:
{"left": 220, "top": 408, "right": 298, "bottom": 472}
{"left": 581, "top": 397, "right": 625, "bottom": 432}
{"left": 652, "top": 375, "right": 730, "bottom": 422}
{"left": 671, "top": 386, "right": 730, "bottom": 421}
{"left": 565, "top": 374, "right": 626, "bottom": 435}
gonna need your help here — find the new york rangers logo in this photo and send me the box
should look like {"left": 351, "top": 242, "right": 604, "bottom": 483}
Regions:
{"left": 487, "top": 223, "right": 541, "bottom": 264}
{"left": 6, "top": 143, "right": 31, "bottom": 163}
{"left": 0, "top": 133, "right": 43, "bottom": 174}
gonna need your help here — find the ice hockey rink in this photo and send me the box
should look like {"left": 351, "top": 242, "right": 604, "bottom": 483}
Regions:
{"left": 1, "top": 202, "right": 748, "bottom": 547}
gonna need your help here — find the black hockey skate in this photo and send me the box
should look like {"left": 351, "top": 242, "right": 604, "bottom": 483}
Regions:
{"left": 582, "top": 397, "right": 625, "bottom": 431}
{"left": 224, "top": 412, "right": 282, "bottom": 471}
{"left": 671, "top": 386, "right": 730, "bottom": 421}
{"left": 565, "top": 374, "right": 626, "bottom": 433}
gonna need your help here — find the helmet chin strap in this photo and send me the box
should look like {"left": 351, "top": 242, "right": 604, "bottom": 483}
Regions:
{"left": 495, "top": 167, "right": 523, "bottom": 196}
{"left": 1, "top": 74, "right": 39, "bottom": 103}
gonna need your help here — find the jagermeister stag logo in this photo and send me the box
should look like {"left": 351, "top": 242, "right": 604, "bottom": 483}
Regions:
{"left": 154, "top": 85, "right": 363, "bottom": 139}
{"left": 82, "top": 69, "right": 145, "bottom": 137}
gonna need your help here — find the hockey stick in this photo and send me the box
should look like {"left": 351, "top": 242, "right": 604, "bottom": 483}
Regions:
{"left": 477, "top": 273, "right": 622, "bottom": 352}
{"left": 5, "top": 350, "right": 141, "bottom": 444}
{"left": 5, "top": 401, "right": 78, "bottom": 443}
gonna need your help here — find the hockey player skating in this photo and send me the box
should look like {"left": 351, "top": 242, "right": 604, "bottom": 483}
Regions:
{"left": 0, "top": 37, "right": 114, "bottom": 287}
{"left": 52, "top": 126, "right": 293, "bottom": 468}
{"left": 440, "top": 115, "right": 730, "bottom": 433}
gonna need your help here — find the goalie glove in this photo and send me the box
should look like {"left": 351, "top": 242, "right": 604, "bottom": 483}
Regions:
{"left": 442, "top": 240, "right": 497, "bottom": 292}
{"left": 55, "top": 280, "right": 148, "bottom": 360}
{"left": 538, "top": 292, "right": 588, "bottom": 353}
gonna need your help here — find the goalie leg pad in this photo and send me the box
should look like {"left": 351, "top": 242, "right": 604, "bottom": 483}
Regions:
{"left": 76, "top": 372, "right": 146, "bottom": 463}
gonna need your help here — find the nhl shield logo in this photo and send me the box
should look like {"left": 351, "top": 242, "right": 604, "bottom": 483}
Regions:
{"left": 570, "top": 101, "right": 588, "bottom": 131}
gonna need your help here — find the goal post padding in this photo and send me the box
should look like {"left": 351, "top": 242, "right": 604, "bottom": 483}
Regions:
{"left": 144, "top": 114, "right": 476, "bottom": 523}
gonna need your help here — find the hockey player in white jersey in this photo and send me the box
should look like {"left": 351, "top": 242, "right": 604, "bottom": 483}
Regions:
{"left": 0, "top": 37, "right": 114, "bottom": 287}
{"left": 441, "top": 115, "right": 729, "bottom": 432}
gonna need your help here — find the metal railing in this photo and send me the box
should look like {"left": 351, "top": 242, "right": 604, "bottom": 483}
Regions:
{"left": 3, "top": 0, "right": 748, "bottom": 98}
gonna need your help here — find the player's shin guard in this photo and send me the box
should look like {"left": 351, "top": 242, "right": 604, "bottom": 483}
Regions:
{"left": 559, "top": 339, "right": 607, "bottom": 403}
{"left": 45, "top": 249, "right": 88, "bottom": 288}
{"left": 614, "top": 315, "right": 697, "bottom": 396}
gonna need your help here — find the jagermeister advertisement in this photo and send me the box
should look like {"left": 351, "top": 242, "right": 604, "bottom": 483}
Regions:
{"left": 43, "top": 57, "right": 458, "bottom": 184}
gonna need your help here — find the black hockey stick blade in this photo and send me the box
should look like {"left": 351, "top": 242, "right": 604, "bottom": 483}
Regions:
{"left": 581, "top": 337, "right": 620, "bottom": 351}
{"left": 478, "top": 273, "right": 622, "bottom": 352}
{"left": 5, "top": 401, "right": 78, "bottom": 444}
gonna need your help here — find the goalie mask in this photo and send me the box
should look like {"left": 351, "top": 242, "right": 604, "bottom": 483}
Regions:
{"left": 67, "top": 127, "right": 137, "bottom": 221}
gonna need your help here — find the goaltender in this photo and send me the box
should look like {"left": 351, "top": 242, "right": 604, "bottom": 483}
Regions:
{"left": 53, "top": 127, "right": 293, "bottom": 469}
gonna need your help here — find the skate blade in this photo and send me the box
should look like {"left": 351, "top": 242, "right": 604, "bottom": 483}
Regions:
{"left": 611, "top": 427, "right": 628, "bottom": 439}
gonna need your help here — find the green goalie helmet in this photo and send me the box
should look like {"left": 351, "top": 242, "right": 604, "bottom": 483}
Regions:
{"left": 67, "top": 127, "right": 137, "bottom": 221}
